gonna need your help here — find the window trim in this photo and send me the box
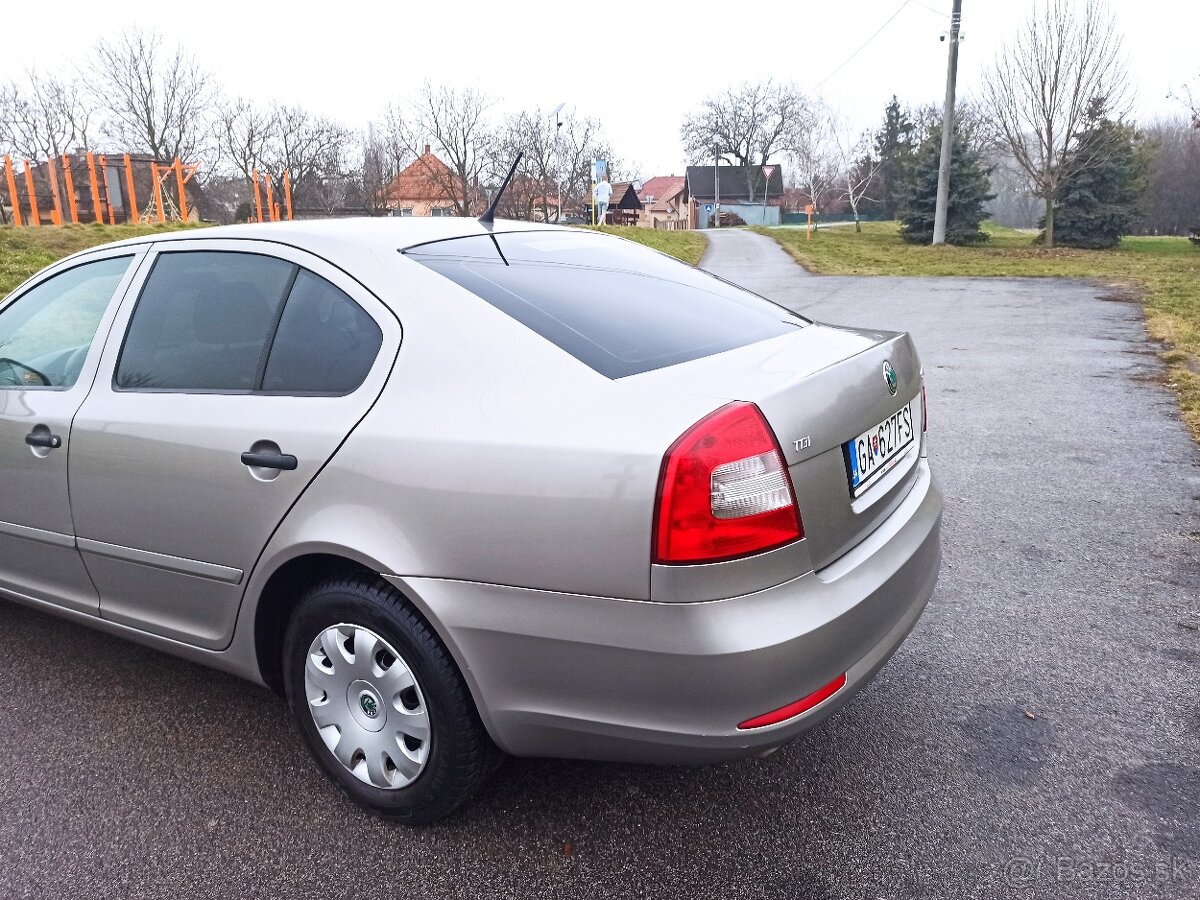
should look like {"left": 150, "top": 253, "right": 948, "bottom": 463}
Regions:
{"left": 112, "top": 247, "right": 386, "bottom": 398}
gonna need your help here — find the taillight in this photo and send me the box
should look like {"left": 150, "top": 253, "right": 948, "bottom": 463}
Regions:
{"left": 654, "top": 402, "right": 803, "bottom": 564}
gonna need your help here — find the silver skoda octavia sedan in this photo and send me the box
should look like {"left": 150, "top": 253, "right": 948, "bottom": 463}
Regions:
{"left": 0, "top": 219, "right": 941, "bottom": 823}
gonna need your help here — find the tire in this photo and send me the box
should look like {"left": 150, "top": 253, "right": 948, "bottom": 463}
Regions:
{"left": 282, "top": 574, "right": 497, "bottom": 824}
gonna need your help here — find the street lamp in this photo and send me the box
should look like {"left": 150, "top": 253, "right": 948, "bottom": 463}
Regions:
{"left": 550, "top": 102, "right": 565, "bottom": 223}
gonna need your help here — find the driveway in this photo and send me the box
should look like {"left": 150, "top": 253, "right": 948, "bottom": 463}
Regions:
{"left": 1, "top": 229, "right": 1198, "bottom": 900}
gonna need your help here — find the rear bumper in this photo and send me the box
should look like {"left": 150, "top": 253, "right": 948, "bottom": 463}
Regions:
{"left": 388, "top": 459, "right": 942, "bottom": 764}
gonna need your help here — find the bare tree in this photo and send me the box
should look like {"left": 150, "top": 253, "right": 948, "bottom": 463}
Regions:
{"left": 984, "top": 155, "right": 1042, "bottom": 229}
{"left": 265, "top": 105, "right": 352, "bottom": 212}
{"left": 385, "top": 83, "right": 494, "bottom": 216}
{"left": 492, "top": 109, "right": 556, "bottom": 221}
{"left": 1168, "top": 75, "right": 1199, "bottom": 128}
{"left": 214, "top": 98, "right": 353, "bottom": 216}
{"left": 787, "top": 99, "right": 839, "bottom": 214}
{"left": 351, "top": 126, "right": 407, "bottom": 216}
{"left": 557, "top": 114, "right": 615, "bottom": 215}
{"left": 486, "top": 108, "right": 618, "bottom": 221}
{"left": 983, "top": 0, "right": 1130, "bottom": 246}
{"left": 681, "top": 80, "right": 810, "bottom": 202}
{"left": 834, "top": 124, "right": 882, "bottom": 232}
{"left": 88, "top": 28, "right": 215, "bottom": 164}
{"left": 0, "top": 69, "right": 93, "bottom": 161}
{"left": 216, "top": 98, "right": 273, "bottom": 180}
{"left": 1137, "top": 117, "right": 1200, "bottom": 235}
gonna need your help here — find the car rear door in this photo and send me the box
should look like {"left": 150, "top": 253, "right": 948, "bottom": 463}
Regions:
{"left": 0, "top": 250, "right": 146, "bottom": 614}
{"left": 68, "top": 240, "right": 400, "bottom": 649}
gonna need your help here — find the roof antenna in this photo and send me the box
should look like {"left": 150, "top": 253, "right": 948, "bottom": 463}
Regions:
{"left": 479, "top": 151, "right": 523, "bottom": 226}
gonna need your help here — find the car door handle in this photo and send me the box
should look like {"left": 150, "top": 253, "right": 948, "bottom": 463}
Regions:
{"left": 240, "top": 450, "right": 298, "bottom": 471}
{"left": 25, "top": 431, "right": 62, "bottom": 449}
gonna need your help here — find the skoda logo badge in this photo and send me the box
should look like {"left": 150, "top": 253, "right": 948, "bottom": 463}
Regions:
{"left": 883, "top": 361, "right": 898, "bottom": 396}
{"left": 359, "top": 693, "right": 379, "bottom": 719}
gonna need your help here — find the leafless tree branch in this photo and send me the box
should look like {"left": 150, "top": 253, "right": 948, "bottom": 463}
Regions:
{"left": 681, "top": 80, "right": 811, "bottom": 202}
{"left": 983, "top": 0, "right": 1131, "bottom": 245}
{"left": 87, "top": 28, "right": 215, "bottom": 166}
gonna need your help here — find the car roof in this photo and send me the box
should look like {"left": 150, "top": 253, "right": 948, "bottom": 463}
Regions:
{"left": 75, "top": 216, "right": 568, "bottom": 261}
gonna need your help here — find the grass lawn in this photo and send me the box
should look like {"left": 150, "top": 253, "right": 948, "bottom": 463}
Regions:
{"left": 0, "top": 222, "right": 205, "bottom": 296}
{"left": 585, "top": 225, "right": 708, "bottom": 266}
{"left": 756, "top": 221, "right": 1200, "bottom": 442}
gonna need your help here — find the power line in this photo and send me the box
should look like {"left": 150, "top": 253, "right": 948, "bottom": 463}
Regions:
{"left": 814, "top": 0, "right": 914, "bottom": 91}
{"left": 910, "top": 0, "right": 949, "bottom": 16}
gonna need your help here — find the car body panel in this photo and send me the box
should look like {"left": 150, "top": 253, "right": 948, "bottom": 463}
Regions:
{"left": 383, "top": 459, "right": 941, "bottom": 761}
{"left": 67, "top": 239, "right": 402, "bottom": 649}
{"left": 0, "top": 218, "right": 943, "bottom": 769}
{"left": 0, "top": 246, "right": 150, "bottom": 614}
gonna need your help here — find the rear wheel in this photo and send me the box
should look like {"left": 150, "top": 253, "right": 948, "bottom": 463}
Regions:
{"left": 282, "top": 575, "right": 496, "bottom": 824}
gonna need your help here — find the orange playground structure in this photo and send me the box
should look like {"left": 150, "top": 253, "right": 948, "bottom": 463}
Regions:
{"left": 2, "top": 152, "right": 295, "bottom": 226}
{"left": 2, "top": 151, "right": 197, "bottom": 226}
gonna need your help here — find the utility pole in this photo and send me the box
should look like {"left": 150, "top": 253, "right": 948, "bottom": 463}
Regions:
{"left": 551, "top": 103, "right": 565, "bottom": 223}
{"left": 932, "top": 0, "right": 962, "bottom": 245}
{"left": 714, "top": 146, "right": 720, "bottom": 228}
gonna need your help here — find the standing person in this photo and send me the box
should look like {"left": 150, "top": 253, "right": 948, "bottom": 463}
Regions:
{"left": 593, "top": 177, "right": 612, "bottom": 225}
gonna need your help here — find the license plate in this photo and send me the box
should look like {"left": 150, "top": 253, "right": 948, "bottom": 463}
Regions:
{"left": 844, "top": 404, "right": 915, "bottom": 497}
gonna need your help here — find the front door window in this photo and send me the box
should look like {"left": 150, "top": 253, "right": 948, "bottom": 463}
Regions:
{"left": 0, "top": 256, "right": 133, "bottom": 388}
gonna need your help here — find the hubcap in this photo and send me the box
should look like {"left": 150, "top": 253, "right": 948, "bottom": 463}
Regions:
{"left": 304, "top": 623, "right": 431, "bottom": 790}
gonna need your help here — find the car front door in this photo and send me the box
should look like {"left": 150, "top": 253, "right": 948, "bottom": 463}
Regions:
{"left": 0, "top": 250, "right": 145, "bottom": 614}
{"left": 68, "top": 240, "right": 399, "bottom": 649}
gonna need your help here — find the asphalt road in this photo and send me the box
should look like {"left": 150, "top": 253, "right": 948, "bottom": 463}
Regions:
{"left": 2, "top": 228, "right": 1198, "bottom": 899}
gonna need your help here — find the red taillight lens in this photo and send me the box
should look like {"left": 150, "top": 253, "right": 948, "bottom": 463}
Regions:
{"left": 654, "top": 402, "right": 803, "bottom": 564}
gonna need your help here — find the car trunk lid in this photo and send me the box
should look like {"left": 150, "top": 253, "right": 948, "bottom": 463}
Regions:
{"left": 631, "top": 322, "right": 924, "bottom": 572}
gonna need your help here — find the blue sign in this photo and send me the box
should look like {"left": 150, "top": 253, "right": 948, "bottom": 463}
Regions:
{"left": 705, "top": 204, "right": 714, "bottom": 213}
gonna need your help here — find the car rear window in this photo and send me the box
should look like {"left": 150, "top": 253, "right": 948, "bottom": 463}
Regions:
{"left": 404, "top": 232, "right": 806, "bottom": 378}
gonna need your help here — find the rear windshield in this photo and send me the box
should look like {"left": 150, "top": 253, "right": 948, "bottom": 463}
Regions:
{"left": 404, "top": 231, "right": 806, "bottom": 378}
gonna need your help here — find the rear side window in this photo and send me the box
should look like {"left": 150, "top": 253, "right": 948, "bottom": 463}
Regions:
{"left": 116, "top": 251, "right": 295, "bottom": 391}
{"left": 116, "top": 251, "right": 382, "bottom": 395}
{"left": 405, "top": 232, "right": 805, "bottom": 378}
{"left": 261, "top": 270, "right": 382, "bottom": 394}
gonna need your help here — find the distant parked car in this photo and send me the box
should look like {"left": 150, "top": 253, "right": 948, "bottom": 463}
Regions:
{"left": 0, "top": 218, "right": 941, "bottom": 823}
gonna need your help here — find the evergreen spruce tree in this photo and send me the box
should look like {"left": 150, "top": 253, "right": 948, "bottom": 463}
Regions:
{"left": 897, "top": 122, "right": 994, "bottom": 245}
{"left": 871, "top": 96, "right": 916, "bottom": 218}
{"left": 1042, "top": 99, "right": 1147, "bottom": 249}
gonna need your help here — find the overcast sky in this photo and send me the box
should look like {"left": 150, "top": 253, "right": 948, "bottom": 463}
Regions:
{"left": 2, "top": 0, "right": 1196, "bottom": 176}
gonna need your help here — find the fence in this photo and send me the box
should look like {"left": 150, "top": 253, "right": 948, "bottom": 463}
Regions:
{"left": 780, "top": 211, "right": 890, "bottom": 226}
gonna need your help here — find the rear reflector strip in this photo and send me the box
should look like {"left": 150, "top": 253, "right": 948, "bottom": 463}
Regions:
{"left": 736, "top": 673, "right": 848, "bottom": 730}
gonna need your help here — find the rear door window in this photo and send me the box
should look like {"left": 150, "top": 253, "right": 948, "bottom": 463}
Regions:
{"left": 116, "top": 251, "right": 295, "bottom": 391}
{"left": 116, "top": 251, "right": 383, "bottom": 395}
{"left": 405, "top": 231, "right": 806, "bottom": 378}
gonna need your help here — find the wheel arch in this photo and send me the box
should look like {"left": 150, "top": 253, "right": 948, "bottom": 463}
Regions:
{"left": 248, "top": 548, "right": 491, "bottom": 749}
{"left": 253, "top": 551, "right": 378, "bottom": 694}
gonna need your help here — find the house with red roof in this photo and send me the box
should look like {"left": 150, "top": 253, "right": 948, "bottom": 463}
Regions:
{"left": 385, "top": 145, "right": 479, "bottom": 217}
{"left": 636, "top": 175, "right": 692, "bottom": 229}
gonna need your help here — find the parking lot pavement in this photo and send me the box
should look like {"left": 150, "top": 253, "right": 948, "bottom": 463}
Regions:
{"left": 2, "top": 230, "right": 1198, "bottom": 900}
